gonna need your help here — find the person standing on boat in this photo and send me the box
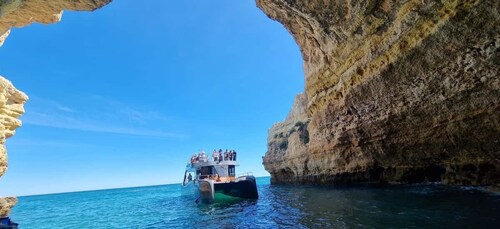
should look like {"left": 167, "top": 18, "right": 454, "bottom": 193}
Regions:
{"left": 224, "top": 149, "right": 229, "bottom": 161}
{"left": 200, "top": 150, "right": 207, "bottom": 162}
{"left": 232, "top": 150, "right": 237, "bottom": 161}
{"left": 212, "top": 149, "right": 217, "bottom": 161}
{"left": 194, "top": 152, "right": 199, "bottom": 163}
{"left": 218, "top": 149, "right": 223, "bottom": 162}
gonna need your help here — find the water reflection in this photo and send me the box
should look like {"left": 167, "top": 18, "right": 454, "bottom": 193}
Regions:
{"left": 263, "top": 184, "right": 500, "bottom": 228}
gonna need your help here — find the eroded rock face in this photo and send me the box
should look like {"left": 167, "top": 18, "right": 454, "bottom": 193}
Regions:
{"left": 0, "top": 0, "right": 112, "bottom": 46}
{"left": 0, "top": 197, "right": 17, "bottom": 217}
{"left": 264, "top": 94, "right": 310, "bottom": 182}
{"left": 0, "top": 76, "right": 27, "bottom": 178}
{"left": 0, "top": 199, "right": 16, "bottom": 218}
{"left": 260, "top": 0, "right": 500, "bottom": 185}
{"left": 0, "top": 76, "right": 27, "bottom": 217}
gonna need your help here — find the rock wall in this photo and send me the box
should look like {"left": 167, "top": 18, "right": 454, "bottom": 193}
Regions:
{"left": 0, "top": 0, "right": 112, "bottom": 46}
{"left": 0, "top": 76, "right": 27, "bottom": 217}
{"left": 0, "top": 0, "right": 111, "bottom": 217}
{"left": 0, "top": 197, "right": 17, "bottom": 217}
{"left": 264, "top": 93, "right": 310, "bottom": 182}
{"left": 260, "top": 0, "right": 500, "bottom": 185}
{"left": 0, "top": 77, "right": 27, "bottom": 178}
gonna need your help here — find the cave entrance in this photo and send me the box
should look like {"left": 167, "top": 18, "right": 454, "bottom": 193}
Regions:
{"left": 0, "top": 0, "right": 304, "bottom": 196}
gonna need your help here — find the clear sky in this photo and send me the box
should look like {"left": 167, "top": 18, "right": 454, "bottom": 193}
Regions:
{"left": 0, "top": 0, "right": 303, "bottom": 196}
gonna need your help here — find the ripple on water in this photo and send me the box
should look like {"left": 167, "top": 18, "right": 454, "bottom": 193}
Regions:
{"left": 11, "top": 178, "right": 500, "bottom": 228}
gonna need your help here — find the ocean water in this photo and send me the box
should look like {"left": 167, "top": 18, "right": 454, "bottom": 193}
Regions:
{"left": 10, "top": 177, "right": 500, "bottom": 228}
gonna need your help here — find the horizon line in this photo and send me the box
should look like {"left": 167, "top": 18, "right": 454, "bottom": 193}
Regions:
{"left": 16, "top": 176, "right": 271, "bottom": 198}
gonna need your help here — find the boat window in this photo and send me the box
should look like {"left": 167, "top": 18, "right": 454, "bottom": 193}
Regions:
{"left": 228, "top": 165, "right": 235, "bottom": 177}
{"left": 200, "top": 166, "right": 213, "bottom": 176}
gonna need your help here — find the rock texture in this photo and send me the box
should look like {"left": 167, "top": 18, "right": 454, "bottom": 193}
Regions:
{"left": 260, "top": 0, "right": 500, "bottom": 185}
{"left": 264, "top": 93, "right": 311, "bottom": 182}
{"left": 0, "top": 197, "right": 17, "bottom": 217}
{"left": 0, "top": 76, "right": 27, "bottom": 178}
{"left": 0, "top": 0, "right": 112, "bottom": 46}
{"left": 0, "top": 76, "right": 27, "bottom": 217}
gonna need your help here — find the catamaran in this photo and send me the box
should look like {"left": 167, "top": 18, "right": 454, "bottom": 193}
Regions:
{"left": 181, "top": 152, "right": 258, "bottom": 202}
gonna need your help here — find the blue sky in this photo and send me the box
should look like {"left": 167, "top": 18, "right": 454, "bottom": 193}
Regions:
{"left": 0, "top": 0, "right": 303, "bottom": 196}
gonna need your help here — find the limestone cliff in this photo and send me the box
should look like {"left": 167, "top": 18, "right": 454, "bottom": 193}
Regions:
{"left": 264, "top": 93, "right": 311, "bottom": 182}
{"left": 260, "top": 0, "right": 500, "bottom": 185}
{"left": 0, "top": 0, "right": 112, "bottom": 46}
{"left": 0, "top": 76, "right": 27, "bottom": 217}
{"left": 0, "top": 197, "right": 17, "bottom": 217}
{"left": 0, "top": 76, "right": 27, "bottom": 178}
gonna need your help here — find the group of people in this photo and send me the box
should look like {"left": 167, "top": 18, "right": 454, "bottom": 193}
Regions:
{"left": 212, "top": 149, "right": 237, "bottom": 162}
{"left": 190, "top": 149, "right": 237, "bottom": 164}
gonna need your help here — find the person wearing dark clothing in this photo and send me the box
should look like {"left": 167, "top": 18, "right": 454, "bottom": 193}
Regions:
{"left": 232, "top": 150, "right": 237, "bottom": 161}
{"left": 218, "top": 149, "right": 223, "bottom": 162}
{"left": 224, "top": 149, "right": 229, "bottom": 161}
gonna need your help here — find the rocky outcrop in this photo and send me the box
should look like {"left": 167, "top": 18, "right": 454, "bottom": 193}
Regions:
{"left": 264, "top": 94, "right": 311, "bottom": 182}
{"left": 0, "top": 76, "right": 27, "bottom": 178}
{"left": 0, "top": 76, "right": 27, "bottom": 217}
{"left": 0, "top": 197, "right": 17, "bottom": 217}
{"left": 0, "top": 0, "right": 112, "bottom": 46}
{"left": 260, "top": 0, "right": 500, "bottom": 185}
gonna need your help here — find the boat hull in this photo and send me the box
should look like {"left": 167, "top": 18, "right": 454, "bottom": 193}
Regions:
{"left": 193, "top": 176, "right": 259, "bottom": 202}
{"left": 198, "top": 180, "right": 215, "bottom": 202}
{"left": 214, "top": 176, "right": 259, "bottom": 199}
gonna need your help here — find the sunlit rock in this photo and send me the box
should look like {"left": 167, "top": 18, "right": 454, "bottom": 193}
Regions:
{"left": 259, "top": 0, "right": 500, "bottom": 185}
{"left": 0, "top": 0, "right": 112, "bottom": 46}
{"left": 0, "top": 197, "right": 17, "bottom": 217}
{"left": 0, "top": 76, "right": 27, "bottom": 217}
{"left": 0, "top": 76, "right": 27, "bottom": 178}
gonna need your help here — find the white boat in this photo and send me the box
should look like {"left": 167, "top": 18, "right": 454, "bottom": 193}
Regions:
{"left": 181, "top": 154, "right": 258, "bottom": 202}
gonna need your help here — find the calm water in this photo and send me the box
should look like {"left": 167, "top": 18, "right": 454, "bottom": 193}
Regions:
{"left": 10, "top": 177, "right": 500, "bottom": 228}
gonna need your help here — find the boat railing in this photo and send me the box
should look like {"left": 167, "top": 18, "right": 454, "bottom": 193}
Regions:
{"left": 236, "top": 172, "right": 253, "bottom": 178}
{"left": 188, "top": 157, "right": 238, "bottom": 166}
{"left": 188, "top": 156, "right": 209, "bottom": 164}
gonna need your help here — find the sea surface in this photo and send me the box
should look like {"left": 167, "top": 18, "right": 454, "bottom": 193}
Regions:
{"left": 10, "top": 177, "right": 500, "bottom": 228}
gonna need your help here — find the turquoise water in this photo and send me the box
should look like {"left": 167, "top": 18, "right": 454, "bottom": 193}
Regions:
{"left": 10, "top": 177, "right": 500, "bottom": 228}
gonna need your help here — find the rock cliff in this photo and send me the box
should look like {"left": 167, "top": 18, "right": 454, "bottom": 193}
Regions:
{"left": 0, "top": 76, "right": 27, "bottom": 178}
{"left": 259, "top": 0, "right": 499, "bottom": 185}
{"left": 0, "top": 0, "right": 111, "bottom": 217}
{"left": 0, "top": 76, "right": 27, "bottom": 217}
{"left": 0, "top": 197, "right": 17, "bottom": 217}
{"left": 0, "top": 0, "right": 111, "bottom": 46}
